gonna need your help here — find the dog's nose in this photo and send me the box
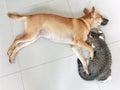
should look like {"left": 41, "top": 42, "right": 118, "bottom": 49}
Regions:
{"left": 101, "top": 18, "right": 109, "bottom": 25}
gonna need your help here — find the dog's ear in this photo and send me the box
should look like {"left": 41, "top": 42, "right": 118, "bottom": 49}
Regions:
{"left": 83, "top": 8, "right": 89, "bottom": 14}
{"left": 91, "top": 6, "right": 95, "bottom": 13}
{"left": 90, "top": 6, "right": 96, "bottom": 18}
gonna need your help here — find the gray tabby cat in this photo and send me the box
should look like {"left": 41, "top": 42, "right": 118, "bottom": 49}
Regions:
{"left": 77, "top": 28, "right": 112, "bottom": 81}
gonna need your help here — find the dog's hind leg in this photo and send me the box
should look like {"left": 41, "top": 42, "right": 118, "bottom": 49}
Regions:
{"left": 8, "top": 32, "right": 40, "bottom": 63}
{"left": 71, "top": 45, "right": 89, "bottom": 75}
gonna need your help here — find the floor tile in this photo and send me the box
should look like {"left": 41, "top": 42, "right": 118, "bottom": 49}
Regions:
{"left": 93, "top": 0, "right": 120, "bottom": 44}
{"left": 9, "top": 19, "right": 24, "bottom": 38}
{"left": 43, "top": 0, "right": 72, "bottom": 17}
{"left": 0, "top": 14, "right": 20, "bottom": 77}
{"left": 7, "top": 0, "right": 72, "bottom": 17}
{"left": 67, "top": 0, "right": 92, "bottom": 17}
{"left": 0, "top": 73, "right": 24, "bottom": 90}
{"left": 22, "top": 56, "right": 100, "bottom": 90}
{"left": 0, "top": 0, "right": 7, "bottom": 14}
{"left": 97, "top": 43, "right": 120, "bottom": 90}
{"left": 18, "top": 39, "right": 73, "bottom": 70}
{"left": 6, "top": 0, "right": 53, "bottom": 12}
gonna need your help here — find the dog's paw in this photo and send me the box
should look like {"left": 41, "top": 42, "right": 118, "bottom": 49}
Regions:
{"left": 9, "top": 59, "right": 15, "bottom": 64}
{"left": 90, "top": 51, "right": 96, "bottom": 60}
{"left": 9, "top": 56, "right": 15, "bottom": 64}
{"left": 83, "top": 71, "right": 90, "bottom": 76}
{"left": 90, "top": 53, "right": 94, "bottom": 60}
{"left": 89, "top": 57, "right": 94, "bottom": 61}
{"left": 83, "top": 69, "right": 89, "bottom": 75}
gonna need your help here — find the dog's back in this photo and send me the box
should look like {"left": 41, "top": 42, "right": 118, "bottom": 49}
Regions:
{"left": 77, "top": 28, "right": 112, "bottom": 81}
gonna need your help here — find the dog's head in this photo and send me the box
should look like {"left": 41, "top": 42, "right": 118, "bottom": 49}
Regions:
{"left": 83, "top": 7, "right": 109, "bottom": 27}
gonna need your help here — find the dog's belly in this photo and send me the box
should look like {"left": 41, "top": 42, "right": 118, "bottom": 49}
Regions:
{"left": 39, "top": 30, "right": 73, "bottom": 44}
{"left": 42, "top": 34, "right": 73, "bottom": 44}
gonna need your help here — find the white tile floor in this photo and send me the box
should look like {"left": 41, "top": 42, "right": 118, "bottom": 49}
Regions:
{"left": 0, "top": 0, "right": 120, "bottom": 90}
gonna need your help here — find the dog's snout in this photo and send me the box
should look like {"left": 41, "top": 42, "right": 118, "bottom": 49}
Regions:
{"left": 101, "top": 18, "right": 109, "bottom": 25}
{"left": 103, "top": 18, "right": 109, "bottom": 23}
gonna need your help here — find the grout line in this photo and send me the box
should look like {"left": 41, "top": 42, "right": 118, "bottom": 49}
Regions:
{"left": 96, "top": 81, "right": 102, "bottom": 90}
{"left": 20, "top": 54, "right": 74, "bottom": 72}
{"left": 0, "top": 54, "right": 75, "bottom": 82}
{"left": 109, "top": 40, "right": 120, "bottom": 46}
{"left": 17, "top": 56, "right": 26, "bottom": 90}
{"left": 0, "top": 70, "right": 20, "bottom": 79}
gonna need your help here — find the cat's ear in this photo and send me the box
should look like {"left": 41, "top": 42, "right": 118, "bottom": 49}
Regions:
{"left": 98, "top": 33, "right": 105, "bottom": 40}
{"left": 98, "top": 33, "right": 103, "bottom": 36}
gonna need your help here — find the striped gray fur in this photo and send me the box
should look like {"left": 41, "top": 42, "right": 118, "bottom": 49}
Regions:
{"left": 77, "top": 28, "right": 112, "bottom": 81}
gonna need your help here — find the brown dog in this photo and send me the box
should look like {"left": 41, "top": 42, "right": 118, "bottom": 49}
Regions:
{"left": 7, "top": 7, "right": 108, "bottom": 74}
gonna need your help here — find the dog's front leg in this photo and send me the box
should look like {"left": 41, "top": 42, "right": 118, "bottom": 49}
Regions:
{"left": 71, "top": 45, "right": 89, "bottom": 75}
{"left": 77, "top": 40, "right": 94, "bottom": 60}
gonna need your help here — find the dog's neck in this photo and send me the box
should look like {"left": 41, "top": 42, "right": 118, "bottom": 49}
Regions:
{"left": 80, "top": 16, "right": 98, "bottom": 29}
{"left": 80, "top": 18, "right": 91, "bottom": 30}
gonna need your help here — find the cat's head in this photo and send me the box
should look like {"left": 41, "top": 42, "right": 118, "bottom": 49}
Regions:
{"left": 87, "top": 30, "right": 104, "bottom": 45}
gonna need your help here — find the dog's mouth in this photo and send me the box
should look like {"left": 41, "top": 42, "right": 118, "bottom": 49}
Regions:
{"left": 101, "top": 18, "right": 109, "bottom": 25}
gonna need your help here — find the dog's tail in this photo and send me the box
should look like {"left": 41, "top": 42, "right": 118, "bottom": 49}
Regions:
{"left": 8, "top": 13, "right": 26, "bottom": 21}
{"left": 77, "top": 59, "right": 97, "bottom": 81}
